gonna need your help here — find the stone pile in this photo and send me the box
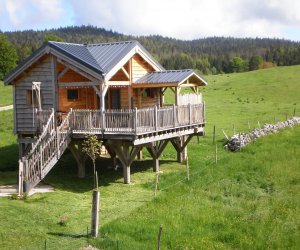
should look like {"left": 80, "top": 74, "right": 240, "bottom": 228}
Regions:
{"left": 225, "top": 117, "right": 300, "bottom": 152}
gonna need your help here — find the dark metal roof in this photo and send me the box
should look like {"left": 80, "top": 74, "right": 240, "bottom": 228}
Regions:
{"left": 134, "top": 69, "right": 208, "bottom": 85}
{"left": 4, "top": 40, "right": 164, "bottom": 85}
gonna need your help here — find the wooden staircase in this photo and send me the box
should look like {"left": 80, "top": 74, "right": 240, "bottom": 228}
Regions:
{"left": 19, "top": 109, "right": 72, "bottom": 194}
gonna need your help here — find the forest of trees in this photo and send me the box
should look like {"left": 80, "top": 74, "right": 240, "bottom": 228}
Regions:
{"left": 2, "top": 25, "right": 300, "bottom": 77}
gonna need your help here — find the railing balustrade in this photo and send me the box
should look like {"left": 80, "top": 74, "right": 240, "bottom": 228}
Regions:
{"left": 70, "top": 104, "right": 205, "bottom": 135}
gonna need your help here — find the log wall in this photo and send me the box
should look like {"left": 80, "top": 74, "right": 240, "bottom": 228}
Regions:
{"left": 14, "top": 55, "right": 54, "bottom": 134}
{"left": 58, "top": 87, "right": 97, "bottom": 112}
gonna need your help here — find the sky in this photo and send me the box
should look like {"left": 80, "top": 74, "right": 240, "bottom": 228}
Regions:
{"left": 0, "top": 0, "right": 300, "bottom": 41}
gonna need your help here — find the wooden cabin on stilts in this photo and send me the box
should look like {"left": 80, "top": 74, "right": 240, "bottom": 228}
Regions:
{"left": 4, "top": 41, "right": 207, "bottom": 194}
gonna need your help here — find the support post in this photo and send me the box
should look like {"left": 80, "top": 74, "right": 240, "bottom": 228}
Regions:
{"left": 68, "top": 142, "right": 87, "bottom": 178}
{"left": 91, "top": 190, "right": 100, "bottom": 237}
{"left": 18, "top": 160, "right": 24, "bottom": 196}
{"left": 153, "top": 157, "right": 159, "bottom": 172}
{"left": 137, "top": 148, "right": 143, "bottom": 160}
{"left": 123, "top": 143, "right": 130, "bottom": 184}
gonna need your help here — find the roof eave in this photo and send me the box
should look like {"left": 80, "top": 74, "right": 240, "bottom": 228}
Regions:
{"left": 104, "top": 43, "right": 165, "bottom": 82}
{"left": 4, "top": 43, "right": 104, "bottom": 85}
{"left": 178, "top": 71, "right": 208, "bottom": 86}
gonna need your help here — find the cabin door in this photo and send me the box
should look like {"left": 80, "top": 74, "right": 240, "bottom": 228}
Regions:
{"left": 105, "top": 89, "right": 120, "bottom": 110}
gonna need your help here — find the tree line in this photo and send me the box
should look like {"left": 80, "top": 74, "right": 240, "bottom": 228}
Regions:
{"left": 1, "top": 25, "right": 300, "bottom": 79}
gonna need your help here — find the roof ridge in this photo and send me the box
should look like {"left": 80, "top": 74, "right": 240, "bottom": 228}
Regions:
{"left": 153, "top": 69, "right": 193, "bottom": 73}
{"left": 86, "top": 40, "right": 138, "bottom": 47}
{"left": 48, "top": 41, "right": 84, "bottom": 46}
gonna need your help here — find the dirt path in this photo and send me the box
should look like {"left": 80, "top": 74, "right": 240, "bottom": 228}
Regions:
{"left": 0, "top": 105, "right": 13, "bottom": 111}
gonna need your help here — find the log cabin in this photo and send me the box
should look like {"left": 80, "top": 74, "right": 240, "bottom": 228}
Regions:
{"left": 4, "top": 40, "right": 207, "bottom": 194}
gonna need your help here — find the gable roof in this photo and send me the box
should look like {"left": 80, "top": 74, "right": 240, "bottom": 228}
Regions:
{"left": 134, "top": 69, "right": 208, "bottom": 87}
{"left": 4, "top": 40, "right": 164, "bottom": 85}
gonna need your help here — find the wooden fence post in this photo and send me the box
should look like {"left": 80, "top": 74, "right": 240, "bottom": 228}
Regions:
{"left": 294, "top": 107, "right": 296, "bottom": 117}
{"left": 213, "top": 125, "right": 216, "bottom": 144}
{"left": 91, "top": 190, "right": 100, "bottom": 237}
{"left": 233, "top": 123, "right": 236, "bottom": 135}
{"left": 186, "top": 156, "right": 190, "bottom": 181}
{"left": 157, "top": 225, "right": 163, "bottom": 250}
{"left": 215, "top": 143, "right": 218, "bottom": 164}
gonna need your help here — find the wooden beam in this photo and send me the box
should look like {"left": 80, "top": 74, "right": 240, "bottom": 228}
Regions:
{"left": 57, "top": 58, "right": 100, "bottom": 83}
{"left": 52, "top": 56, "right": 58, "bottom": 111}
{"left": 121, "top": 67, "right": 130, "bottom": 79}
{"left": 169, "top": 87, "right": 176, "bottom": 94}
{"left": 107, "top": 81, "right": 130, "bottom": 86}
{"left": 58, "top": 82, "right": 99, "bottom": 87}
{"left": 57, "top": 66, "right": 70, "bottom": 80}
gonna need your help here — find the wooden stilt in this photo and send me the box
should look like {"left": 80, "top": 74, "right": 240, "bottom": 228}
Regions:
{"left": 146, "top": 140, "right": 168, "bottom": 173}
{"left": 68, "top": 142, "right": 87, "bottom": 178}
{"left": 106, "top": 140, "right": 141, "bottom": 184}
{"left": 153, "top": 158, "right": 159, "bottom": 172}
{"left": 171, "top": 136, "right": 192, "bottom": 163}
{"left": 137, "top": 148, "right": 143, "bottom": 160}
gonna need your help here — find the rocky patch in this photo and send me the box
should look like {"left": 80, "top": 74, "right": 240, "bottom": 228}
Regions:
{"left": 225, "top": 117, "right": 300, "bottom": 152}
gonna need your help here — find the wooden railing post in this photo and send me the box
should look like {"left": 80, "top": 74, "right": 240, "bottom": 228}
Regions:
{"left": 189, "top": 103, "right": 192, "bottom": 125}
{"left": 39, "top": 145, "right": 43, "bottom": 178}
{"left": 134, "top": 107, "right": 138, "bottom": 134}
{"left": 18, "top": 160, "right": 24, "bottom": 196}
{"left": 203, "top": 102, "right": 206, "bottom": 123}
{"left": 70, "top": 108, "right": 73, "bottom": 130}
{"left": 154, "top": 105, "right": 158, "bottom": 131}
{"left": 173, "top": 104, "right": 176, "bottom": 128}
{"left": 101, "top": 110, "right": 106, "bottom": 133}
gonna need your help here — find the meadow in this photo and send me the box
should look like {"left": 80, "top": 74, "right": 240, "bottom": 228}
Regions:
{"left": 0, "top": 65, "right": 299, "bottom": 249}
{"left": 0, "top": 82, "right": 12, "bottom": 107}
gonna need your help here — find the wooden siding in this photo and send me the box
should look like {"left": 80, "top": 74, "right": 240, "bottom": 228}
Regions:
{"left": 133, "top": 88, "right": 160, "bottom": 109}
{"left": 58, "top": 62, "right": 91, "bottom": 82}
{"left": 58, "top": 87, "right": 97, "bottom": 112}
{"left": 14, "top": 55, "right": 54, "bottom": 134}
{"left": 131, "top": 54, "right": 153, "bottom": 82}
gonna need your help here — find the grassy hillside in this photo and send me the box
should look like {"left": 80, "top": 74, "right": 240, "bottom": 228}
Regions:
{"left": 0, "top": 66, "right": 299, "bottom": 249}
{"left": 0, "top": 81, "right": 12, "bottom": 107}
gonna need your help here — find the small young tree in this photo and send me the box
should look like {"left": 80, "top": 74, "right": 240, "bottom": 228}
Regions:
{"left": 82, "top": 134, "right": 101, "bottom": 180}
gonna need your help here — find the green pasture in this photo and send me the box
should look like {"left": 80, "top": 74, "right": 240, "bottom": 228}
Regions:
{"left": 0, "top": 66, "right": 299, "bottom": 249}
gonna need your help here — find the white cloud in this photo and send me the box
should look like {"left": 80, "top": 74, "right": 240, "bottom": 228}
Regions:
{"left": 0, "top": 0, "right": 68, "bottom": 31}
{"left": 0, "top": 0, "right": 299, "bottom": 40}
{"left": 70, "top": 0, "right": 300, "bottom": 40}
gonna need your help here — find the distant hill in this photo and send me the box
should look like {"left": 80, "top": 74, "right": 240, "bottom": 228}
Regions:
{"left": 4, "top": 25, "right": 300, "bottom": 74}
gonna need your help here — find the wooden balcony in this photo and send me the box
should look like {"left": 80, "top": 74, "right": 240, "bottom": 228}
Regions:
{"left": 71, "top": 104, "right": 205, "bottom": 144}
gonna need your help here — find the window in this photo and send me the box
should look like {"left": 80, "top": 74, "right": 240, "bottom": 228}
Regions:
{"left": 142, "top": 88, "right": 156, "bottom": 98}
{"left": 27, "top": 90, "right": 39, "bottom": 107}
{"left": 67, "top": 89, "right": 78, "bottom": 100}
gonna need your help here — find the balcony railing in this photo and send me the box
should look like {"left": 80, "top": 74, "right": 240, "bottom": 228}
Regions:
{"left": 69, "top": 103, "right": 205, "bottom": 136}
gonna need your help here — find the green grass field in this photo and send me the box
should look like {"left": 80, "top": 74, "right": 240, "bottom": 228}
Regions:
{"left": 0, "top": 66, "right": 299, "bottom": 249}
{"left": 0, "top": 81, "right": 12, "bottom": 107}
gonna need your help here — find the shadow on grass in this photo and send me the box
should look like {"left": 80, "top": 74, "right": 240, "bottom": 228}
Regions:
{"left": 44, "top": 150, "right": 177, "bottom": 193}
{"left": 47, "top": 232, "right": 87, "bottom": 239}
{"left": 0, "top": 144, "right": 18, "bottom": 171}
